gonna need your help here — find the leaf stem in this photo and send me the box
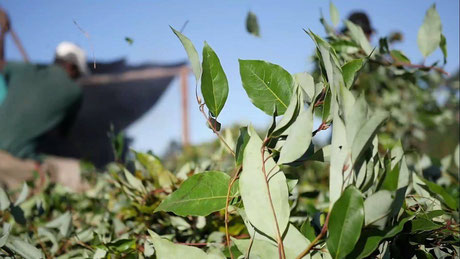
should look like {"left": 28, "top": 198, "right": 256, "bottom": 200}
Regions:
{"left": 261, "top": 138, "right": 286, "bottom": 259}
{"left": 296, "top": 211, "right": 331, "bottom": 259}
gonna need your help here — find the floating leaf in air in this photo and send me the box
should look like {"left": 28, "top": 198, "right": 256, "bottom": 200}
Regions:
{"left": 201, "top": 42, "right": 229, "bottom": 117}
{"left": 155, "top": 171, "right": 238, "bottom": 216}
{"left": 246, "top": 11, "right": 260, "bottom": 37}
{"left": 239, "top": 60, "right": 294, "bottom": 115}
{"left": 124, "top": 37, "right": 134, "bottom": 45}
{"left": 417, "top": 4, "right": 442, "bottom": 58}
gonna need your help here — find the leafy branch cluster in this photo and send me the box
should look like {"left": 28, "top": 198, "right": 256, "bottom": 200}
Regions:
{"left": 0, "top": 3, "right": 458, "bottom": 259}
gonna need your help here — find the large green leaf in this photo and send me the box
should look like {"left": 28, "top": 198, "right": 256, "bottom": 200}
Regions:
{"left": 239, "top": 60, "right": 294, "bottom": 115}
{"left": 148, "top": 230, "right": 223, "bottom": 259}
{"left": 170, "top": 26, "right": 201, "bottom": 81}
{"left": 201, "top": 42, "right": 229, "bottom": 117}
{"left": 341, "top": 59, "right": 363, "bottom": 88}
{"left": 45, "top": 211, "right": 72, "bottom": 237}
{"left": 239, "top": 126, "right": 290, "bottom": 239}
{"left": 246, "top": 11, "right": 260, "bottom": 37}
{"left": 417, "top": 4, "right": 442, "bottom": 58}
{"left": 278, "top": 105, "right": 313, "bottom": 164}
{"left": 155, "top": 171, "right": 238, "bottom": 216}
{"left": 327, "top": 186, "right": 364, "bottom": 259}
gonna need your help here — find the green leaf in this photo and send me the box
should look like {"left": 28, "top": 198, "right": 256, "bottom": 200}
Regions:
{"left": 294, "top": 72, "right": 315, "bottom": 102}
{"left": 246, "top": 11, "right": 260, "bottom": 37}
{"left": 201, "top": 42, "right": 229, "bottom": 117}
{"left": 235, "top": 127, "right": 250, "bottom": 166}
{"left": 148, "top": 230, "right": 222, "bottom": 259}
{"left": 123, "top": 168, "right": 146, "bottom": 194}
{"left": 345, "top": 20, "right": 373, "bottom": 56}
{"left": 170, "top": 26, "right": 202, "bottom": 81}
{"left": 124, "top": 37, "right": 134, "bottom": 45}
{"left": 14, "top": 183, "right": 29, "bottom": 206}
{"left": 107, "top": 239, "right": 136, "bottom": 252}
{"left": 390, "top": 50, "right": 411, "bottom": 64}
{"left": 271, "top": 91, "right": 301, "bottom": 137}
{"left": 0, "top": 223, "right": 11, "bottom": 247}
{"left": 239, "top": 126, "right": 290, "bottom": 239}
{"left": 327, "top": 186, "right": 364, "bottom": 259}
{"left": 346, "top": 217, "right": 410, "bottom": 259}
{"left": 232, "top": 236, "right": 278, "bottom": 259}
{"left": 329, "top": 2, "right": 340, "bottom": 27}
{"left": 0, "top": 187, "right": 10, "bottom": 211}
{"left": 342, "top": 59, "right": 364, "bottom": 88}
{"left": 300, "top": 220, "right": 316, "bottom": 242}
{"left": 351, "top": 111, "right": 388, "bottom": 164}
{"left": 411, "top": 217, "right": 442, "bottom": 232}
{"left": 364, "top": 190, "right": 393, "bottom": 229}
{"left": 239, "top": 60, "right": 294, "bottom": 115}
{"left": 278, "top": 105, "right": 314, "bottom": 164}
{"left": 155, "top": 171, "right": 238, "bottom": 216}
{"left": 329, "top": 106, "right": 351, "bottom": 205}
{"left": 135, "top": 152, "right": 177, "bottom": 190}
{"left": 417, "top": 4, "right": 442, "bottom": 58}
{"left": 6, "top": 237, "right": 44, "bottom": 259}
{"left": 440, "top": 34, "right": 447, "bottom": 64}
{"left": 45, "top": 211, "right": 72, "bottom": 237}
{"left": 420, "top": 178, "right": 458, "bottom": 210}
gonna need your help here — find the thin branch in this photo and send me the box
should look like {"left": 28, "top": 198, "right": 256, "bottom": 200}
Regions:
{"left": 261, "top": 138, "right": 286, "bottom": 259}
{"left": 296, "top": 211, "right": 331, "bottom": 259}
{"left": 369, "top": 58, "right": 449, "bottom": 76}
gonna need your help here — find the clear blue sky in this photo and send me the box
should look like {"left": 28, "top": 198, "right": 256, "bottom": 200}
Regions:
{"left": 2, "top": 0, "right": 459, "bottom": 155}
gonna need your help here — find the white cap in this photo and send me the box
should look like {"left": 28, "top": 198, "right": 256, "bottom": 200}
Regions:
{"left": 55, "top": 41, "right": 89, "bottom": 76}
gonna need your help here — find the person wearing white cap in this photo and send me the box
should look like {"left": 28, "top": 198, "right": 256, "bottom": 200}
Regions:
{"left": 0, "top": 8, "right": 88, "bottom": 191}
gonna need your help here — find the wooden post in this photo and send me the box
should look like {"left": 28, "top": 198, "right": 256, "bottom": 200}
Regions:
{"left": 180, "top": 66, "right": 190, "bottom": 147}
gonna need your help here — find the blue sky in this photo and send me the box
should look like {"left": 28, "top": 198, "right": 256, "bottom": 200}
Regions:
{"left": 2, "top": 0, "right": 459, "bottom": 155}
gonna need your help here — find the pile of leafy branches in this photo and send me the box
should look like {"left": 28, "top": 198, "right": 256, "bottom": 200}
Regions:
{"left": 0, "top": 3, "right": 458, "bottom": 259}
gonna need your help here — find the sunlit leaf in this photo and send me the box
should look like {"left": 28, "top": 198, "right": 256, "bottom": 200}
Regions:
{"left": 327, "top": 186, "right": 364, "bottom": 259}
{"left": 201, "top": 42, "right": 229, "bottom": 117}
{"left": 329, "top": 2, "right": 340, "bottom": 27}
{"left": 155, "top": 171, "right": 238, "bottom": 216}
{"left": 239, "top": 126, "right": 290, "bottom": 239}
{"left": 417, "top": 4, "right": 442, "bottom": 58}
{"left": 171, "top": 26, "right": 202, "bottom": 81}
{"left": 239, "top": 60, "right": 294, "bottom": 115}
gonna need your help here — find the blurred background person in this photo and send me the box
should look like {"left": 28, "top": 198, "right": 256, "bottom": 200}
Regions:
{"left": 0, "top": 8, "right": 86, "bottom": 190}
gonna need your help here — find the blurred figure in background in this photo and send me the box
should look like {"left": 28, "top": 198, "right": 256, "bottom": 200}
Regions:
{"left": 0, "top": 9, "right": 87, "bottom": 190}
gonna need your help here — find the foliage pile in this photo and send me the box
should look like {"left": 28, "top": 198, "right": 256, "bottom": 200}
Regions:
{"left": 0, "top": 3, "right": 458, "bottom": 259}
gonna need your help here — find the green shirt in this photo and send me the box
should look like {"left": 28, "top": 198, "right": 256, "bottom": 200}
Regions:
{"left": 0, "top": 62, "right": 82, "bottom": 158}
